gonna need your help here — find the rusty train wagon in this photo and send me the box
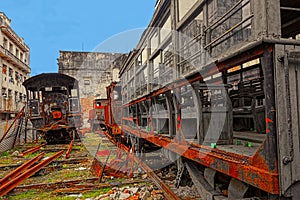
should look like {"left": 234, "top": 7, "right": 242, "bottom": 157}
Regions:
{"left": 88, "top": 98, "right": 108, "bottom": 131}
{"left": 23, "top": 73, "right": 82, "bottom": 143}
{"left": 105, "top": 82, "right": 123, "bottom": 138}
{"left": 111, "top": 0, "right": 300, "bottom": 199}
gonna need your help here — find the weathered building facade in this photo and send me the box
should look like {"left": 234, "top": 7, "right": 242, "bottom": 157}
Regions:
{"left": 57, "top": 51, "right": 127, "bottom": 119}
{"left": 0, "top": 12, "right": 30, "bottom": 120}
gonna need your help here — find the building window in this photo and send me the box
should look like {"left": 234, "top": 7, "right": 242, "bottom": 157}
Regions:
{"left": 84, "top": 80, "right": 90, "bottom": 85}
{"left": 16, "top": 48, "right": 19, "bottom": 58}
{"left": 8, "top": 68, "right": 14, "bottom": 84}
{"left": 15, "top": 91, "right": 18, "bottom": 102}
{"left": 2, "top": 88, "right": 6, "bottom": 97}
{"left": 20, "top": 53, "right": 23, "bottom": 61}
{"left": 15, "top": 72, "right": 19, "bottom": 82}
{"left": 19, "top": 93, "right": 23, "bottom": 101}
{"left": 8, "top": 68, "right": 13, "bottom": 77}
{"left": 3, "top": 38, "right": 8, "bottom": 49}
{"left": 9, "top": 43, "right": 13, "bottom": 52}
{"left": 2, "top": 64, "right": 7, "bottom": 74}
{"left": 8, "top": 89, "right": 12, "bottom": 98}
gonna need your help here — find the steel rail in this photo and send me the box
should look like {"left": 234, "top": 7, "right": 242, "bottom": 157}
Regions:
{"left": 134, "top": 156, "right": 181, "bottom": 200}
{"left": 0, "top": 150, "right": 64, "bottom": 196}
{"left": 20, "top": 144, "right": 46, "bottom": 157}
{"left": 0, "top": 152, "right": 45, "bottom": 185}
{"left": 101, "top": 130, "right": 181, "bottom": 200}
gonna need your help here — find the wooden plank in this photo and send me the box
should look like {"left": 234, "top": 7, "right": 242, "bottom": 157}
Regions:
{"left": 274, "top": 44, "right": 300, "bottom": 196}
{"left": 275, "top": 44, "right": 293, "bottom": 195}
{"left": 233, "top": 131, "right": 265, "bottom": 143}
{"left": 287, "top": 50, "right": 300, "bottom": 187}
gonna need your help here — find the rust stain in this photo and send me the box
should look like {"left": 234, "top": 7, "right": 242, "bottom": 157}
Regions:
{"left": 80, "top": 97, "right": 94, "bottom": 119}
{"left": 266, "top": 117, "right": 273, "bottom": 133}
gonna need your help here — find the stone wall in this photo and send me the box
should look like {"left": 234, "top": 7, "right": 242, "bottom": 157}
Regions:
{"left": 57, "top": 51, "right": 127, "bottom": 121}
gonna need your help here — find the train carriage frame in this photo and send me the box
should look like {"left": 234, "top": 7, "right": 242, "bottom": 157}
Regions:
{"left": 104, "top": 0, "right": 300, "bottom": 199}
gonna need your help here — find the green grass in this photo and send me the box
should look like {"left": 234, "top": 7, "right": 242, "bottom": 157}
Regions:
{"left": 0, "top": 151, "right": 9, "bottom": 157}
{"left": 7, "top": 190, "right": 79, "bottom": 200}
{"left": 24, "top": 152, "right": 40, "bottom": 159}
{"left": 44, "top": 168, "right": 92, "bottom": 182}
{"left": 62, "top": 164, "right": 69, "bottom": 169}
{"left": 83, "top": 187, "right": 112, "bottom": 198}
{"left": 72, "top": 145, "right": 83, "bottom": 150}
{"left": 6, "top": 187, "right": 113, "bottom": 200}
{"left": 6, "top": 190, "right": 37, "bottom": 200}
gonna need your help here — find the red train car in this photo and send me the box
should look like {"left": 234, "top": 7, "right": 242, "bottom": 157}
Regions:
{"left": 88, "top": 98, "right": 108, "bottom": 131}
{"left": 105, "top": 82, "right": 122, "bottom": 137}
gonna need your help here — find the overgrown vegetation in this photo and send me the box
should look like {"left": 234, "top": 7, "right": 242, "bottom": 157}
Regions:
{"left": 83, "top": 187, "right": 112, "bottom": 198}
{"left": 7, "top": 190, "right": 79, "bottom": 200}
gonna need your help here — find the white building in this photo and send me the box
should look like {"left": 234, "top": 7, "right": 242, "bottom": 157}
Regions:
{"left": 0, "top": 12, "right": 30, "bottom": 120}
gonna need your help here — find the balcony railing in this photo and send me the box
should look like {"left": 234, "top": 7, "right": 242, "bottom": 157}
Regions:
{"left": 0, "top": 45, "right": 30, "bottom": 73}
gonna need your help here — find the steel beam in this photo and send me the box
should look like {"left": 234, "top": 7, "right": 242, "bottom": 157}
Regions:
{"left": 20, "top": 144, "right": 46, "bottom": 157}
{"left": 0, "top": 152, "right": 44, "bottom": 185}
{"left": 0, "top": 150, "right": 64, "bottom": 196}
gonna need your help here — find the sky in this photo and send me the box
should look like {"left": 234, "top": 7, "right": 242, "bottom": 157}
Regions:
{"left": 1, "top": 0, "right": 156, "bottom": 75}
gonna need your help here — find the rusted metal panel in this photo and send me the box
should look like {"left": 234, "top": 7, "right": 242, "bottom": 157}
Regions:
{"left": 122, "top": 125, "right": 279, "bottom": 194}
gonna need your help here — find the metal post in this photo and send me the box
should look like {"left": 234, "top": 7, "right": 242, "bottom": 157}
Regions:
{"left": 261, "top": 46, "right": 277, "bottom": 172}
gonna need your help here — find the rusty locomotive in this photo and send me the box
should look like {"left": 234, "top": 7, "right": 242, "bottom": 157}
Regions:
{"left": 23, "top": 73, "right": 82, "bottom": 143}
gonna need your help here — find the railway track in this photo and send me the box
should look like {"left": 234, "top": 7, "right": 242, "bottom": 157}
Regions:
{"left": 0, "top": 132, "right": 162, "bottom": 199}
{"left": 92, "top": 130, "right": 201, "bottom": 200}
{"left": 0, "top": 138, "right": 103, "bottom": 199}
{"left": 0, "top": 130, "right": 200, "bottom": 199}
